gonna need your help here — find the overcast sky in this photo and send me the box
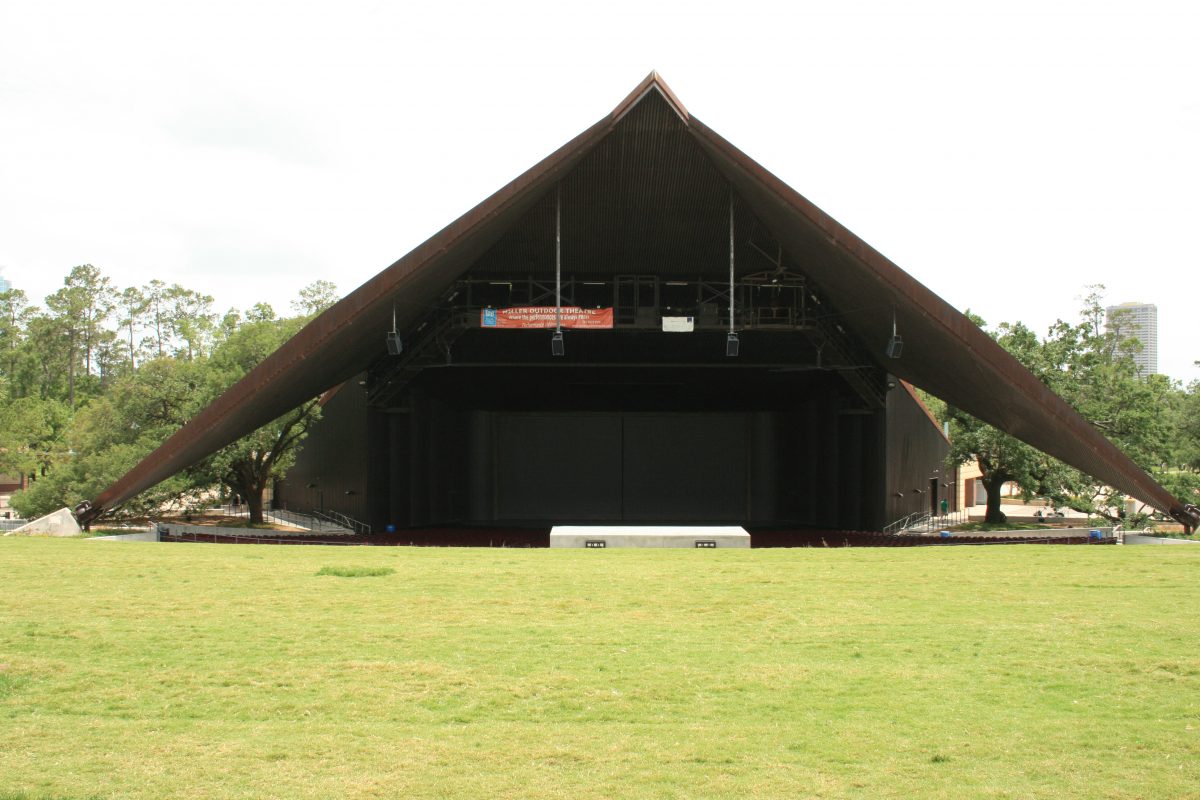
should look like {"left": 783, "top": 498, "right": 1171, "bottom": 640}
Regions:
{"left": 1, "top": 0, "right": 1196, "bottom": 382}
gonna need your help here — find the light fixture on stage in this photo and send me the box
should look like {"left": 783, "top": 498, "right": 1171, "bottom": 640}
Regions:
{"left": 385, "top": 305, "right": 402, "bottom": 355}
{"left": 885, "top": 307, "right": 903, "bottom": 359}
{"left": 551, "top": 329, "right": 565, "bottom": 357}
{"left": 726, "top": 332, "right": 740, "bottom": 357}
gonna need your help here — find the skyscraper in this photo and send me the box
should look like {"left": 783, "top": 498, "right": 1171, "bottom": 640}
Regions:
{"left": 1105, "top": 302, "right": 1158, "bottom": 375}
{"left": 0, "top": 274, "right": 10, "bottom": 293}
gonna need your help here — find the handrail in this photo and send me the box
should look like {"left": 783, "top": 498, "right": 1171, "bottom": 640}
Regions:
{"left": 312, "top": 509, "right": 371, "bottom": 535}
{"left": 884, "top": 511, "right": 930, "bottom": 534}
{"left": 218, "top": 504, "right": 352, "bottom": 533}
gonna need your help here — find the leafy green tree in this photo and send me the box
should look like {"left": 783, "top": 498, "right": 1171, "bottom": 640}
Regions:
{"left": 165, "top": 285, "right": 216, "bottom": 361}
{"left": 190, "top": 314, "right": 321, "bottom": 524}
{"left": 291, "top": 280, "right": 338, "bottom": 316}
{"left": 20, "top": 312, "right": 73, "bottom": 402}
{"left": 1040, "top": 290, "right": 1175, "bottom": 521}
{"left": 0, "top": 396, "right": 70, "bottom": 480}
{"left": 117, "top": 286, "right": 148, "bottom": 368}
{"left": 0, "top": 289, "right": 32, "bottom": 387}
{"left": 1179, "top": 379, "right": 1200, "bottom": 473}
{"left": 72, "top": 264, "right": 117, "bottom": 379}
{"left": 943, "top": 317, "right": 1067, "bottom": 522}
{"left": 942, "top": 289, "right": 1178, "bottom": 524}
{"left": 44, "top": 284, "right": 87, "bottom": 408}
{"left": 8, "top": 360, "right": 204, "bottom": 520}
{"left": 5, "top": 270, "right": 334, "bottom": 524}
{"left": 142, "top": 279, "right": 170, "bottom": 359}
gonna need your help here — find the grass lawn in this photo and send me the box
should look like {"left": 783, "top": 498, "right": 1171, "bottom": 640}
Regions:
{"left": 1, "top": 539, "right": 1197, "bottom": 799}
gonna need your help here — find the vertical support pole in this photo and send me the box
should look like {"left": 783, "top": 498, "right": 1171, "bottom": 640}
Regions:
{"left": 726, "top": 191, "right": 739, "bottom": 357}
{"left": 556, "top": 183, "right": 562, "bottom": 334}
{"left": 729, "top": 193, "right": 735, "bottom": 335}
{"left": 551, "top": 183, "right": 565, "bottom": 356}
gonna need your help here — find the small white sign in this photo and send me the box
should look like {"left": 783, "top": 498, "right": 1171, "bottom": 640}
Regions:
{"left": 662, "top": 316, "right": 695, "bottom": 332}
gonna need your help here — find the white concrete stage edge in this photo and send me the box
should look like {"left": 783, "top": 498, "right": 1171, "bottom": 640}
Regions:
{"left": 1123, "top": 534, "right": 1200, "bottom": 545}
{"left": 550, "top": 526, "right": 750, "bottom": 548}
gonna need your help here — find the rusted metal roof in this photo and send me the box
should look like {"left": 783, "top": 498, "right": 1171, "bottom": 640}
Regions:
{"left": 81, "top": 72, "right": 1198, "bottom": 528}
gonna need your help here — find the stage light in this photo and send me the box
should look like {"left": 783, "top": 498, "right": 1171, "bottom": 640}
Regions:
{"left": 726, "top": 332, "right": 739, "bottom": 357}
{"left": 885, "top": 306, "right": 902, "bottom": 358}
{"left": 551, "top": 330, "right": 565, "bottom": 356}
{"left": 386, "top": 332, "right": 403, "bottom": 355}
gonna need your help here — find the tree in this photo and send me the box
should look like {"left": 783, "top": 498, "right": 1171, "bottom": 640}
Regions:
{"left": 190, "top": 314, "right": 321, "bottom": 524}
{"left": 291, "top": 280, "right": 339, "bottom": 316}
{"left": 44, "top": 281, "right": 87, "bottom": 408}
{"left": 1040, "top": 290, "right": 1175, "bottom": 522}
{"left": 141, "top": 279, "right": 169, "bottom": 359}
{"left": 943, "top": 316, "right": 1067, "bottom": 523}
{"left": 7, "top": 359, "right": 204, "bottom": 521}
{"left": 117, "top": 286, "right": 147, "bottom": 368}
{"left": 1177, "top": 379, "right": 1200, "bottom": 473}
{"left": 942, "top": 289, "right": 1177, "bottom": 524}
{"left": 0, "top": 289, "right": 31, "bottom": 385}
{"left": 72, "top": 264, "right": 116, "bottom": 379}
{"left": 164, "top": 285, "right": 216, "bottom": 361}
{"left": 0, "top": 396, "right": 69, "bottom": 480}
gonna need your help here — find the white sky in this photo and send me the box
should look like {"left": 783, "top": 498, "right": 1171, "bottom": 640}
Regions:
{"left": 1, "top": 0, "right": 1197, "bottom": 382}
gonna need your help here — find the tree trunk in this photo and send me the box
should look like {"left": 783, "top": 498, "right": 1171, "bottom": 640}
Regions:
{"left": 67, "top": 333, "right": 76, "bottom": 409}
{"left": 247, "top": 486, "right": 265, "bottom": 525}
{"left": 982, "top": 474, "right": 1008, "bottom": 524}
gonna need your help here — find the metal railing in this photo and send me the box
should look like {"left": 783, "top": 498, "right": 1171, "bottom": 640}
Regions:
{"left": 0, "top": 518, "right": 27, "bottom": 532}
{"left": 219, "top": 504, "right": 353, "bottom": 533}
{"left": 883, "top": 508, "right": 970, "bottom": 535}
{"left": 883, "top": 511, "right": 930, "bottom": 534}
{"left": 312, "top": 509, "right": 371, "bottom": 535}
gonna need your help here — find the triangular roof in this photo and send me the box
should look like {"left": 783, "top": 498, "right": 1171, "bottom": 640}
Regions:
{"left": 82, "top": 73, "right": 1197, "bottom": 527}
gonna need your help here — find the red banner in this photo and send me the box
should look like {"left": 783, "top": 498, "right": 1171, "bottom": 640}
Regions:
{"left": 481, "top": 307, "right": 614, "bottom": 329}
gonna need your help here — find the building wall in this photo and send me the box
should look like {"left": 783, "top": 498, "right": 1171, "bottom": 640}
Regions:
{"left": 0, "top": 473, "right": 26, "bottom": 519}
{"left": 275, "top": 377, "right": 377, "bottom": 526}
{"left": 280, "top": 367, "right": 964, "bottom": 533}
{"left": 957, "top": 460, "right": 983, "bottom": 509}
{"left": 885, "top": 385, "right": 952, "bottom": 525}
{"left": 1106, "top": 302, "right": 1158, "bottom": 375}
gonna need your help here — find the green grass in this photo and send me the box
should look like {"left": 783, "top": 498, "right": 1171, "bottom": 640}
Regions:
{"left": 315, "top": 565, "right": 396, "bottom": 578}
{"left": 1, "top": 539, "right": 1198, "bottom": 799}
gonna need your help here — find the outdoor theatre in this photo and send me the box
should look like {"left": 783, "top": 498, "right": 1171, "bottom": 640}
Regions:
{"left": 80, "top": 73, "right": 1199, "bottom": 540}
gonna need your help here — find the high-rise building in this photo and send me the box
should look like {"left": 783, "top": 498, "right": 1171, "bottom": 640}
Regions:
{"left": 1105, "top": 302, "right": 1158, "bottom": 375}
{"left": 0, "top": 275, "right": 10, "bottom": 293}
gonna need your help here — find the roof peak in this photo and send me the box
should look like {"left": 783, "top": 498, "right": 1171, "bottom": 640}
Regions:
{"left": 611, "top": 70, "right": 689, "bottom": 124}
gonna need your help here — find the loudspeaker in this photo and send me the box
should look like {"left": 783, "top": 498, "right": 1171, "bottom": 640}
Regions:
{"left": 386, "top": 332, "right": 403, "bottom": 355}
{"left": 725, "top": 332, "right": 740, "bottom": 357}
{"left": 885, "top": 334, "right": 903, "bottom": 359}
{"left": 551, "top": 330, "right": 565, "bottom": 356}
